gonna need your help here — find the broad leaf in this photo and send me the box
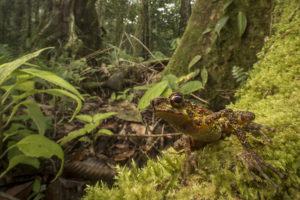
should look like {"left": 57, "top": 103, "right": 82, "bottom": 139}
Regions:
{"left": 23, "top": 100, "right": 47, "bottom": 135}
{"left": 237, "top": 11, "right": 247, "bottom": 37}
{"left": 0, "top": 47, "right": 52, "bottom": 86}
{"left": 20, "top": 68, "right": 84, "bottom": 101}
{"left": 161, "top": 87, "right": 173, "bottom": 97}
{"left": 215, "top": 16, "right": 229, "bottom": 36}
{"left": 162, "top": 74, "right": 179, "bottom": 90}
{"left": 15, "top": 135, "right": 64, "bottom": 182}
{"left": 179, "top": 81, "right": 203, "bottom": 94}
{"left": 0, "top": 155, "right": 40, "bottom": 178}
{"left": 138, "top": 81, "right": 168, "bottom": 110}
{"left": 188, "top": 55, "right": 202, "bottom": 71}
{"left": 3, "top": 89, "right": 82, "bottom": 123}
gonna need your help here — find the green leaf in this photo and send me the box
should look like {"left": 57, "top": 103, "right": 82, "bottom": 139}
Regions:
{"left": 4, "top": 100, "right": 47, "bottom": 135}
{"left": 202, "top": 27, "right": 212, "bottom": 35}
{"left": 76, "top": 114, "right": 93, "bottom": 123}
{"left": 201, "top": 68, "right": 208, "bottom": 87}
{"left": 188, "top": 55, "right": 202, "bottom": 71}
{"left": 0, "top": 155, "right": 40, "bottom": 178}
{"left": 3, "top": 89, "right": 82, "bottom": 123}
{"left": 93, "top": 112, "right": 116, "bottom": 123}
{"left": 138, "top": 81, "right": 168, "bottom": 110}
{"left": 58, "top": 128, "right": 87, "bottom": 145}
{"left": 11, "top": 135, "right": 63, "bottom": 182}
{"left": 237, "top": 11, "right": 247, "bottom": 37}
{"left": 97, "top": 129, "right": 114, "bottom": 136}
{"left": 214, "top": 16, "right": 229, "bottom": 36}
{"left": 0, "top": 47, "right": 52, "bottom": 86}
{"left": 162, "top": 74, "right": 179, "bottom": 90}
{"left": 20, "top": 68, "right": 84, "bottom": 101}
{"left": 161, "top": 87, "right": 173, "bottom": 97}
{"left": 179, "top": 81, "right": 203, "bottom": 95}
{"left": 223, "top": 0, "right": 233, "bottom": 12}
{"left": 23, "top": 100, "right": 47, "bottom": 135}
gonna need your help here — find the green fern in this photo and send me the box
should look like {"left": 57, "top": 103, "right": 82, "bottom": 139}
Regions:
{"left": 232, "top": 65, "right": 248, "bottom": 85}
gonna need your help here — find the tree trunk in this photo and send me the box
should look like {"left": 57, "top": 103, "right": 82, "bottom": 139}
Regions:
{"left": 133, "top": 0, "right": 150, "bottom": 58}
{"left": 164, "top": 0, "right": 273, "bottom": 110}
{"left": 179, "top": 0, "right": 191, "bottom": 36}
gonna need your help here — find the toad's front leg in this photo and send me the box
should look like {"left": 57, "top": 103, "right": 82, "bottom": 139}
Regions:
{"left": 233, "top": 126, "right": 285, "bottom": 189}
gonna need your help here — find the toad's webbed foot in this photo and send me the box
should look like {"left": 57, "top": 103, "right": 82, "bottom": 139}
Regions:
{"left": 234, "top": 127, "right": 285, "bottom": 189}
{"left": 237, "top": 150, "right": 285, "bottom": 189}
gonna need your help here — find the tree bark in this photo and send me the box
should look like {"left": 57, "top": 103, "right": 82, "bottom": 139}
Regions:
{"left": 164, "top": 0, "right": 273, "bottom": 110}
{"left": 179, "top": 0, "right": 191, "bottom": 36}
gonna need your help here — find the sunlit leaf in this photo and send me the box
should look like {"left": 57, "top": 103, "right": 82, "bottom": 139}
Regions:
{"left": 188, "top": 55, "right": 202, "bottom": 71}
{"left": 237, "top": 11, "right": 247, "bottom": 37}
{"left": 177, "top": 69, "right": 200, "bottom": 83}
{"left": 97, "top": 129, "right": 114, "bottom": 136}
{"left": 0, "top": 155, "right": 40, "bottom": 178}
{"left": 161, "top": 87, "right": 173, "bottom": 97}
{"left": 93, "top": 112, "right": 116, "bottom": 123}
{"left": 0, "top": 47, "right": 52, "bottom": 86}
{"left": 138, "top": 81, "right": 168, "bottom": 110}
{"left": 76, "top": 114, "right": 93, "bottom": 123}
{"left": 23, "top": 100, "right": 47, "bottom": 135}
{"left": 20, "top": 68, "right": 84, "bottom": 101}
{"left": 58, "top": 128, "right": 86, "bottom": 145}
{"left": 11, "top": 135, "right": 63, "bottom": 182}
{"left": 179, "top": 81, "right": 203, "bottom": 94}
{"left": 214, "top": 16, "right": 229, "bottom": 36}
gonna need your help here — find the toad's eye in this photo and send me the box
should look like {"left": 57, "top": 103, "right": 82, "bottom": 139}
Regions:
{"left": 170, "top": 95, "right": 183, "bottom": 108}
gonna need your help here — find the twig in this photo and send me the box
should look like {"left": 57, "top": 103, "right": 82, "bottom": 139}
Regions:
{"left": 105, "top": 133, "right": 182, "bottom": 137}
{"left": 129, "top": 34, "right": 167, "bottom": 68}
{"left": 190, "top": 94, "right": 209, "bottom": 105}
{"left": 0, "top": 192, "right": 20, "bottom": 200}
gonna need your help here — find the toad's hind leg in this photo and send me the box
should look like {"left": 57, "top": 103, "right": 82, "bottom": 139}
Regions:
{"left": 233, "top": 127, "right": 285, "bottom": 188}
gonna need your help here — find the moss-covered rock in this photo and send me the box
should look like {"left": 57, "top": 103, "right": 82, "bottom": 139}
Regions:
{"left": 83, "top": 0, "right": 300, "bottom": 199}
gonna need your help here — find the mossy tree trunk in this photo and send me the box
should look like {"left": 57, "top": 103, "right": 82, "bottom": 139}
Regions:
{"left": 164, "top": 0, "right": 273, "bottom": 110}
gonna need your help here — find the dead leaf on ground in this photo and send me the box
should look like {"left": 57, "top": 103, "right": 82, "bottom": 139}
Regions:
{"left": 129, "top": 123, "right": 146, "bottom": 135}
{"left": 114, "top": 150, "right": 135, "bottom": 162}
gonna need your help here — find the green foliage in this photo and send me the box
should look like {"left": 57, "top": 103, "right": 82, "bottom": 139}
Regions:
{"left": 109, "top": 88, "right": 134, "bottom": 103}
{"left": 137, "top": 81, "right": 168, "bottom": 110}
{"left": 188, "top": 55, "right": 202, "bottom": 71}
{"left": 58, "top": 112, "right": 116, "bottom": 145}
{"left": 237, "top": 11, "right": 247, "bottom": 38}
{"left": 0, "top": 135, "right": 64, "bottom": 182}
{"left": 137, "top": 66, "right": 208, "bottom": 110}
{"left": 214, "top": 16, "right": 229, "bottom": 37}
{"left": 0, "top": 48, "right": 83, "bottom": 181}
{"left": 232, "top": 65, "right": 248, "bottom": 85}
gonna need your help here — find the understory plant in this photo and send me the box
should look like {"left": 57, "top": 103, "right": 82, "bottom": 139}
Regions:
{"left": 0, "top": 48, "right": 84, "bottom": 182}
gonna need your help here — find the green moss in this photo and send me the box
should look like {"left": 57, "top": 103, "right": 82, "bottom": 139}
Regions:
{"left": 83, "top": 0, "right": 300, "bottom": 199}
